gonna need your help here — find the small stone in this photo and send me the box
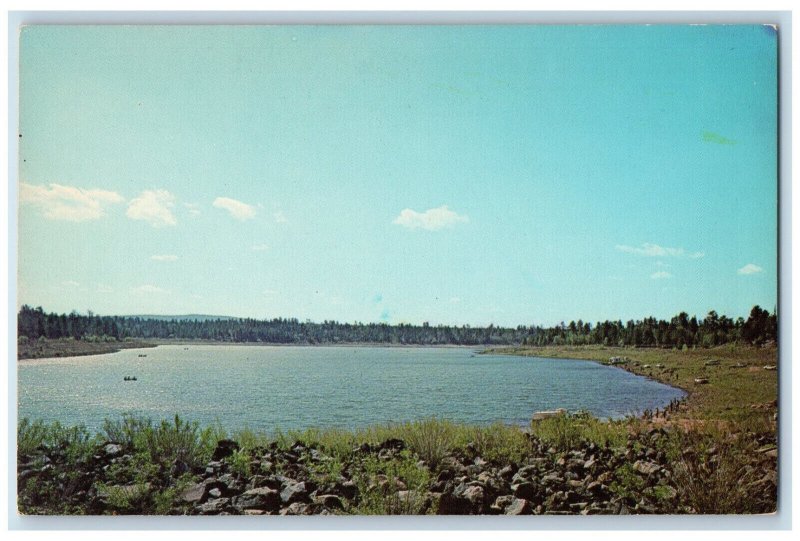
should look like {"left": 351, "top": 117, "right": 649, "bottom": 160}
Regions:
{"left": 505, "top": 497, "right": 532, "bottom": 515}
{"left": 243, "top": 509, "right": 265, "bottom": 515}
{"left": 633, "top": 461, "right": 661, "bottom": 476}
{"left": 103, "top": 443, "right": 124, "bottom": 457}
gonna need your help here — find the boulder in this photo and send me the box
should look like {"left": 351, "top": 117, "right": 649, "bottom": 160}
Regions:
{"left": 436, "top": 493, "right": 474, "bottom": 515}
{"left": 498, "top": 465, "right": 516, "bottom": 480}
{"left": 511, "top": 482, "right": 537, "bottom": 501}
{"left": 314, "top": 493, "right": 345, "bottom": 511}
{"left": 232, "top": 487, "right": 281, "bottom": 511}
{"left": 633, "top": 460, "right": 661, "bottom": 476}
{"left": 462, "top": 485, "right": 485, "bottom": 506}
{"left": 532, "top": 409, "right": 567, "bottom": 421}
{"left": 490, "top": 495, "right": 514, "bottom": 513}
{"left": 505, "top": 497, "right": 532, "bottom": 515}
{"left": 181, "top": 483, "right": 206, "bottom": 504}
{"left": 280, "top": 502, "right": 311, "bottom": 515}
{"left": 212, "top": 439, "right": 240, "bottom": 461}
{"left": 334, "top": 480, "right": 358, "bottom": 500}
{"left": 196, "top": 497, "right": 230, "bottom": 515}
{"left": 280, "top": 481, "right": 309, "bottom": 504}
{"left": 102, "top": 443, "right": 124, "bottom": 458}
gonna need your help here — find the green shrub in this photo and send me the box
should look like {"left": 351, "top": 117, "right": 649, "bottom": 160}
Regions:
{"left": 529, "top": 411, "right": 628, "bottom": 451}
{"left": 102, "top": 414, "right": 211, "bottom": 470}
{"left": 350, "top": 450, "right": 432, "bottom": 515}
{"left": 665, "top": 430, "right": 767, "bottom": 514}
{"left": 397, "top": 418, "right": 456, "bottom": 468}
{"left": 18, "top": 417, "right": 96, "bottom": 462}
{"left": 463, "top": 422, "right": 530, "bottom": 464}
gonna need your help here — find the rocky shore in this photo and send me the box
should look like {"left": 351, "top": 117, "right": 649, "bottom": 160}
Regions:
{"left": 17, "top": 423, "right": 777, "bottom": 515}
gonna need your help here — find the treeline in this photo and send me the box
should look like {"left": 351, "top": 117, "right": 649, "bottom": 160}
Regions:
{"left": 521, "top": 306, "right": 777, "bottom": 348}
{"left": 17, "top": 305, "right": 777, "bottom": 348}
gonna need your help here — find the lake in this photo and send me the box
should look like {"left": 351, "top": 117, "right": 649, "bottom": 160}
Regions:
{"left": 17, "top": 345, "right": 686, "bottom": 433}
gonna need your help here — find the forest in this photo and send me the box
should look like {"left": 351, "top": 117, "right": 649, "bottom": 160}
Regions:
{"left": 17, "top": 305, "right": 778, "bottom": 348}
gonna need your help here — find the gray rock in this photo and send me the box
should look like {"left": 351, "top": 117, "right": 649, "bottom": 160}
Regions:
{"left": 280, "top": 481, "right": 308, "bottom": 504}
{"left": 498, "top": 465, "right": 515, "bottom": 480}
{"left": 633, "top": 460, "right": 661, "bottom": 476}
{"left": 181, "top": 483, "right": 207, "bottom": 504}
{"left": 218, "top": 473, "right": 241, "bottom": 492}
{"left": 103, "top": 443, "right": 124, "bottom": 457}
{"left": 280, "top": 502, "right": 310, "bottom": 515}
{"left": 462, "top": 485, "right": 484, "bottom": 506}
{"left": 212, "top": 439, "right": 240, "bottom": 461}
{"left": 491, "top": 495, "right": 514, "bottom": 512}
{"left": 505, "top": 497, "right": 532, "bottom": 515}
{"left": 242, "top": 509, "right": 265, "bottom": 515}
{"left": 512, "top": 482, "right": 537, "bottom": 501}
{"left": 233, "top": 487, "right": 281, "bottom": 511}
{"left": 334, "top": 480, "right": 358, "bottom": 500}
{"left": 436, "top": 493, "right": 473, "bottom": 515}
{"left": 541, "top": 472, "right": 561, "bottom": 485}
{"left": 196, "top": 497, "right": 230, "bottom": 515}
{"left": 314, "top": 493, "right": 344, "bottom": 510}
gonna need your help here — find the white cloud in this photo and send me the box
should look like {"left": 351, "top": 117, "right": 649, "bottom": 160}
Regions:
{"left": 19, "top": 182, "right": 123, "bottom": 222}
{"left": 126, "top": 190, "right": 177, "bottom": 227}
{"left": 738, "top": 263, "right": 764, "bottom": 275}
{"left": 151, "top": 255, "right": 178, "bottom": 262}
{"left": 133, "top": 284, "right": 167, "bottom": 294}
{"left": 650, "top": 271, "right": 673, "bottom": 280}
{"left": 616, "top": 242, "right": 704, "bottom": 259}
{"left": 213, "top": 197, "right": 256, "bottom": 221}
{"left": 273, "top": 211, "right": 288, "bottom": 223}
{"left": 251, "top": 244, "right": 269, "bottom": 252}
{"left": 62, "top": 280, "right": 80, "bottom": 287}
{"left": 184, "top": 203, "right": 201, "bottom": 216}
{"left": 393, "top": 205, "right": 468, "bottom": 231}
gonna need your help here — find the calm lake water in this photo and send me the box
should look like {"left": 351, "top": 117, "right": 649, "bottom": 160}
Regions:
{"left": 18, "top": 345, "right": 685, "bottom": 433}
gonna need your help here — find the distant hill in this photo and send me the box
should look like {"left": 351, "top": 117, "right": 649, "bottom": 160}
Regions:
{"left": 123, "top": 314, "right": 239, "bottom": 322}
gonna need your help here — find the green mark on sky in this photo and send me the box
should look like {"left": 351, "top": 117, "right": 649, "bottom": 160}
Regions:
{"left": 703, "top": 130, "right": 737, "bottom": 145}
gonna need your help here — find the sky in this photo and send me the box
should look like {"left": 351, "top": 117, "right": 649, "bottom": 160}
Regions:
{"left": 16, "top": 25, "right": 778, "bottom": 327}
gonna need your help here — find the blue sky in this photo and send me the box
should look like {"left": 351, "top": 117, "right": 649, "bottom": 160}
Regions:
{"left": 17, "top": 25, "right": 777, "bottom": 326}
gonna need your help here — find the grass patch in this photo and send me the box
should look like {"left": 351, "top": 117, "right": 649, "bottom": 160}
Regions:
{"left": 529, "top": 411, "right": 630, "bottom": 451}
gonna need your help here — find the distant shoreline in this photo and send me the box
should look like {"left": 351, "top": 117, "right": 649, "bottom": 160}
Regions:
{"left": 16, "top": 338, "right": 482, "bottom": 360}
{"left": 16, "top": 339, "right": 157, "bottom": 361}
